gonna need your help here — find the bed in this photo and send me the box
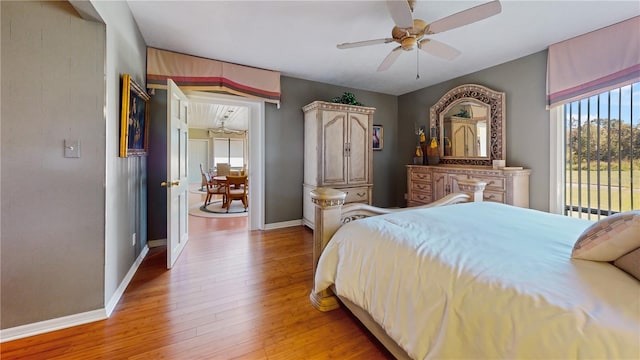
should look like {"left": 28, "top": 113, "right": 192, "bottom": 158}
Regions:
{"left": 309, "top": 186, "right": 640, "bottom": 360}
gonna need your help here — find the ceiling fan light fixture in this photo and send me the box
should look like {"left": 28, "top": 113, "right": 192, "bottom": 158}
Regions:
{"left": 401, "top": 37, "right": 417, "bottom": 51}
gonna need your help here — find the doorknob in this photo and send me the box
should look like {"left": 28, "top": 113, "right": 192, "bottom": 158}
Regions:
{"left": 160, "top": 180, "right": 180, "bottom": 187}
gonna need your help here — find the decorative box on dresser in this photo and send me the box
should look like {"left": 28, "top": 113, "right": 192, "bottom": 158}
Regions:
{"left": 303, "top": 101, "right": 376, "bottom": 228}
{"left": 406, "top": 165, "right": 531, "bottom": 208}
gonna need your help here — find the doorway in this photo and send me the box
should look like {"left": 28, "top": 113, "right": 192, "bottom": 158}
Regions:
{"left": 185, "top": 91, "right": 265, "bottom": 231}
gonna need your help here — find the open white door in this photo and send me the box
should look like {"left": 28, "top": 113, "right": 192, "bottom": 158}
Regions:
{"left": 165, "top": 80, "right": 190, "bottom": 269}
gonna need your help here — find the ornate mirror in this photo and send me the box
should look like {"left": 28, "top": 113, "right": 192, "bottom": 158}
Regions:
{"left": 429, "top": 84, "right": 506, "bottom": 166}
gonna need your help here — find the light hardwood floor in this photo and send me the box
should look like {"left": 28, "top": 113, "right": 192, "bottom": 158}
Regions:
{"left": 1, "top": 191, "right": 393, "bottom": 359}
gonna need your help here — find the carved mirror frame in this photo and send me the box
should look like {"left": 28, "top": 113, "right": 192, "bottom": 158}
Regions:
{"left": 429, "top": 84, "right": 506, "bottom": 166}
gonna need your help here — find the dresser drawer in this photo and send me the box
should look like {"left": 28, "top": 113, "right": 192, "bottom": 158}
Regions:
{"left": 470, "top": 176, "right": 505, "bottom": 192}
{"left": 483, "top": 191, "right": 505, "bottom": 203}
{"left": 411, "top": 181, "right": 431, "bottom": 194}
{"left": 411, "top": 171, "right": 431, "bottom": 182}
{"left": 343, "top": 187, "right": 370, "bottom": 203}
{"left": 410, "top": 191, "right": 432, "bottom": 204}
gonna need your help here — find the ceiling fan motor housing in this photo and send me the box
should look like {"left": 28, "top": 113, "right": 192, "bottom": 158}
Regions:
{"left": 392, "top": 19, "right": 427, "bottom": 50}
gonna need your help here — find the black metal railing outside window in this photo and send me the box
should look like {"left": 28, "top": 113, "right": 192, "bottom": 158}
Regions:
{"left": 564, "top": 82, "right": 639, "bottom": 219}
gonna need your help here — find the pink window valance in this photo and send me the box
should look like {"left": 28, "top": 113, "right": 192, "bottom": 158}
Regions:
{"left": 146, "top": 47, "right": 281, "bottom": 106}
{"left": 546, "top": 16, "right": 640, "bottom": 108}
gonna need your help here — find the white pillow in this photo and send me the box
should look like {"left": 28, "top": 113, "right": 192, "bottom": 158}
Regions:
{"left": 571, "top": 210, "right": 640, "bottom": 261}
{"left": 614, "top": 248, "right": 640, "bottom": 280}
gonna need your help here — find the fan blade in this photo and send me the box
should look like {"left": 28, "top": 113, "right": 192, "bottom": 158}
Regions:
{"left": 386, "top": 0, "right": 413, "bottom": 28}
{"left": 377, "top": 46, "right": 403, "bottom": 72}
{"left": 428, "top": 0, "right": 502, "bottom": 34}
{"left": 337, "top": 38, "right": 395, "bottom": 49}
{"left": 419, "top": 39, "right": 461, "bottom": 60}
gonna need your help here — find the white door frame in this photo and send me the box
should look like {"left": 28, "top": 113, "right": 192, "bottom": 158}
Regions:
{"left": 185, "top": 91, "right": 265, "bottom": 230}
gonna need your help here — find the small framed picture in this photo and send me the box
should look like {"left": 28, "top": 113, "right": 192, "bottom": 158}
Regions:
{"left": 119, "top": 74, "right": 150, "bottom": 157}
{"left": 372, "top": 125, "right": 383, "bottom": 151}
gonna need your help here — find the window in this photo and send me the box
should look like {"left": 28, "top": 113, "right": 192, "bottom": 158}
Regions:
{"left": 563, "top": 82, "right": 639, "bottom": 219}
{"left": 213, "top": 138, "right": 245, "bottom": 168}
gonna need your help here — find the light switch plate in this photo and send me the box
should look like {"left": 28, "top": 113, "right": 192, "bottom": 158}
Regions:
{"left": 64, "top": 139, "right": 80, "bottom": 158}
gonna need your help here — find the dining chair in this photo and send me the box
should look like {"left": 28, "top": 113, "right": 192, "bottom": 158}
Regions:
{"left": 204, "top": 172, "right": 227, "bottom": 207}
{"left": 224, "top": 175, "right": 248, "bottom": 212}
{"left": 216, "top": 163, "right": 231, "bottom": 176}
{"left": 199, "top": 163, "right": 208, "bottom": 191}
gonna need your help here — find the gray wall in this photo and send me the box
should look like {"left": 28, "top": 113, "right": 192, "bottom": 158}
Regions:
{"left": 398, "top": 51, "right": 550, "bottom": 211}
{"left": 90, "top": 0, "right": 149, "bottom": 305}
{"left": 1, "top": 1, "right": 106, "bottom": 328}
{"left": 1, "top": 0, "right": 148, "bottom": 330}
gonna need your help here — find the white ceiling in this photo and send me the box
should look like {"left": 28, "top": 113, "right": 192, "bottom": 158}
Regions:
{"left": 189, "top": 101, "right": 249, "bottom": 130}
{"left": 127, "top": 0, "right": 639, "bottom": 97}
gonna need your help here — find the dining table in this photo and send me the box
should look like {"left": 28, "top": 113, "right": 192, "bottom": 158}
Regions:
{"left": 208, "top": 175, "right": 247, "bottom": 209}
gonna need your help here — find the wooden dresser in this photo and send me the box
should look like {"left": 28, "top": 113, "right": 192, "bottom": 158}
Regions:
{"left": 302, "top": 101, "right": 376, "bottom": 228}
{"left": 407, "top": 165, "right": 531, "bottom": 208}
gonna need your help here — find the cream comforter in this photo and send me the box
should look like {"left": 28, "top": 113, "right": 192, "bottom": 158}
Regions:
{"left": 314, "top": 202, "right": 640, "bottom": 359}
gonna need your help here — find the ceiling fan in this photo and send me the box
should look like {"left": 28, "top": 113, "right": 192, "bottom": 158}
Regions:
{"left": 209, "top": 109, "right": 246, "bottom": 135}
{"left": 210, "top": 120, "right": 245, "bottom": 135}
{"left": 337, "top": 0, "right": 502, "bottom": 72}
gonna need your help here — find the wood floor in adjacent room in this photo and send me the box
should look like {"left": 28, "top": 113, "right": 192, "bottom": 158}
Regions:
{"left": 1, "top": 212, "right": 393, "bottom": 359}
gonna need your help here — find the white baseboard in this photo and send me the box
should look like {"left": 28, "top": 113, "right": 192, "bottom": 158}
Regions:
{"left": 105, "top": 245, "right": 149, "bottom": 316}
{"left": 148, "top": 238, "right": 166, "bottom": 248}
{"left": 263, "top": 219, "right": 303, "bottom": 230}
{"left": 302, "top": 218, "right": 314, "bottom": 230}
{"left": 0, "top": 309, "right": 107, "bottom": 343}
{"left": 1, "top": 245, "right": 151, "bottom": 343}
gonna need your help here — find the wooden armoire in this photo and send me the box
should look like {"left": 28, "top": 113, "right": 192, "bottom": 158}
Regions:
{"left": 302, "top": 101, "right": 376, "bottom": 228}
{"left": 444, "top": 116, "right": 479, "bottom": 157}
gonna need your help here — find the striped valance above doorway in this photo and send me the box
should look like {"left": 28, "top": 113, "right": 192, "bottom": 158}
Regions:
{"left": 146, "top": 47, "right": 281, "bottom": 106}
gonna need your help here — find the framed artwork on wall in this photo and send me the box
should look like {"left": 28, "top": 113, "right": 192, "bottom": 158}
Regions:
{"left": 372, "top": 124, "right": 383, "bottom": 151}
{"left": 119, "top": 74, "right": 150, "bottom": 157}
